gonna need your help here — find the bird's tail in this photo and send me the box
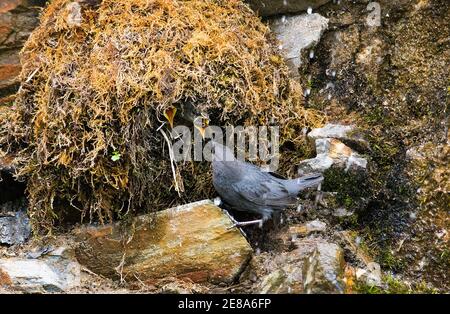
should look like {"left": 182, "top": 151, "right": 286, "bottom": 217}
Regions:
{"left": 291, "top": 173, "right": 324, "bottom": 191}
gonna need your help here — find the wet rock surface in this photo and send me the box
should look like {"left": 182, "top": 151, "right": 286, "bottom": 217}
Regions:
{"left": 246, "top": 0, "right": 330, "bottom": 17}
{"left": 303, "top": 241, "right": 345, "bottom": 293}
{"left": 356, "top": 262, "right": 382, "bottom": 287}
{"left": 0, "top": 252, "right": 80, "bottom": 293}
{"left": 270, "top": 13, "right": 329, "bottom": 77}
{"left": 302, "top": 0, "right": 448, "bottom": 291}
{"left": 249, "top": 238, "right": 345, "bottom": 294}
{"left": 74, "top": 200, "right": 253, "bottom": 284}
{"left": 0, "top": 0, "right": 45, "bottom": 104}
{"left": 0, "top": 205, "right": 31, "bottom": 245}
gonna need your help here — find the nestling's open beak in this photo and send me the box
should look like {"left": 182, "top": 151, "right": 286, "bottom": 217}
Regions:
{"left": 193, "top": 115, "right": 209, "bottom": 138}
{"left": 163, "top": 107, "right": 177, "bottom": 128}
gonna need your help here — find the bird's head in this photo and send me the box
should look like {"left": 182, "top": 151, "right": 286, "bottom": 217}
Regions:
{"left": 162, "top": 102, "right": 209, "bottom": 135}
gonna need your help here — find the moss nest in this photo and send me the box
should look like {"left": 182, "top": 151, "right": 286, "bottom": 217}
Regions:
{"left": 0, "top": 0, "right": 324, "bottom": 233}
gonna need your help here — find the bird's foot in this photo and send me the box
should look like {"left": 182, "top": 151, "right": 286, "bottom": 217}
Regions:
{"left": 227, "top": 219, "right": 264, "bottom": 230}
{"left": 314, "top": 183, "right": 323, "bottom": 207}
{"left": 314, "top": 192, "right": 324, "bottom": 207}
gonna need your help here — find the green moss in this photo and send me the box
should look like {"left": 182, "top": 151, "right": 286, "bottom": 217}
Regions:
{"left": 322, "top": 166, "right": 369, "bottom": 209}
{"left": 356, "top": 275, "right": 439, "bottom": 294}
{"left": 337, "top": 212, "right": 359, "bottom": 229}
{"left": 379, "top": 249, "right": 406, "bottom": 272}
{"left": 439, "top": 248, "right": 450, "bottom": 267}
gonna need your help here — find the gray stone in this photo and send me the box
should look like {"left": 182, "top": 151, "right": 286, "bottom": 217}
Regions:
{"left": 308, "top": 124, "right": 355, "bottom": 140}
{"left": 345, "top": 154, "right": 368, "bottom": 171}
{"left": 0, "top": 257, "right": 81, "bottom": 293}
{"left": 0, "top": 210, "right": 31, "bottom": 245}
{"left": 257, "top": 239, "right": 345, "bottom": 294}
{"left": 304, "top": 219, "right": 327, "bottom": 232}
{"left": 303, "top": 242, "right": 345, "bottom": 294}
{"left": 333, "top": 207, "right": 353, "bottom": 217}
{"left": 297, "top": 154, "right": 334, "bottom": 175}
{"left": 259, "top": 269, "right": 288, "bottom": 294}
{"left": 356, "top": 262, "right": 382, "bottom": 287}
{"left": 246, "top": 0, "right": 330, "bottom": 17}
{"left": 288, "top": 219, "right": 327, "bottom": 237}
{"left": 270, "top": 13, "right": 328, "bottom": 77}
{"left": 309, "top": 123, "right": 369, "bottom": 151}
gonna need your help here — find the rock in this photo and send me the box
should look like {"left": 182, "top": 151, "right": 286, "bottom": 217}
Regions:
{"left": 297, "top": 152, "right": 334, "bottom": 175}
{"left": 308, "top": 123, "right": 355, "bottom": 141}
{"left": 74, "top": 200, "right": 252, "bottom": 284}
{"left": 303, "top": 241, "right": 345, "bottom": 294}
{"left": 298, "top": 138, "right": 367, "bottom": 175}
{"left": 0, "top": 209, "right": 31, "bottom": 245}
{"left": 337, "top": 230, "right": 373, "bottom": 266}
{"left": 288, "top": 219, "right": 327, "bottom": 237}
{"left": 0, "top": 0, "right": 44, "bottom": 104}
{"left": 157, "top": 278, "right": 209, "bottom": 294}
{"left": 256, "top": 252, "right": 305, "bottom": 294}
{"left": 0, "top": 257, "right": 80, "bottom": 293}
{"left": 309, "top": 124, "right": 369, "bottom": 152}
{"left": 256, "top": 238, "right": 345, "bottom": 294}
{"left": 345, "top": 154, "right": 368, "bottom": 171}
{"left": 269, "top": 13, "right": 328, "bottom": 77}
{"left": 365, "top": 2, "right": 381, "bottom": 27}
{"left": 332, "top": 207, "right": 353, "bottom": 218}
{"left": 356, "top": 262, "right": 382, "bottom": 287}
{"left": 24, "top": 245, "right": 70, "bottom": 259}
{"left": 246, "top": 0, "right": 330, "bottom": 17}
{"left": 259, "top": 269, "right": 288, "bottom": 294}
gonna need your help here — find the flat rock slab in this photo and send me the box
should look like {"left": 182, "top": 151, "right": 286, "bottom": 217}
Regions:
{"left": 0, "top": 257, "right": 80, "bottom": 293}
{"left": 74, "top": 200, "right": 253, "bottom": 284}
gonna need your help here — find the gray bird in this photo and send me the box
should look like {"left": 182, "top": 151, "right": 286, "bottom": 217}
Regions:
{"left": 210, "top": 141, "right": 323, "bottom": 228}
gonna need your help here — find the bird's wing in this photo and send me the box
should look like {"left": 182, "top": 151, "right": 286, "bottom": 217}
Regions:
{"left": 231, "top": 173, "right": 297, "bottom": 208}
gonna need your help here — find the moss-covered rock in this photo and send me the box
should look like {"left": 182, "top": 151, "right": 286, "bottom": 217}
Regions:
{"left": 299, "top": 0, "right": 449, "bottom": 290}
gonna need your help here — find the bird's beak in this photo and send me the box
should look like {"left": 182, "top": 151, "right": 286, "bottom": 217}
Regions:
{"left": 163, "top": 107, "right": 177, "bottom": 129}
{"left": 194, "top": 115, "right": 209, "bottom": 139}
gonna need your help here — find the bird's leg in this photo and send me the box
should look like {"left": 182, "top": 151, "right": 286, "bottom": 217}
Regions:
{"left": 228, "top": 219, "right": 265, "bottom": 229}
{"left": 227, "top": 213, "right": 271, "bottom": 230}
{"left": 314, "top": 182, "right": 323, "bottom": 207}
